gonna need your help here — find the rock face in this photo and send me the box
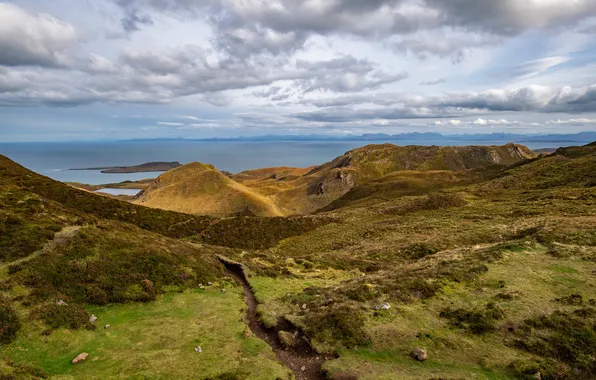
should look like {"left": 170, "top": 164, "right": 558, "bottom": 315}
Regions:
{"left": 411, "top": 348, "right": 428, "bottom": 361}
{"left": 72, "top": 352, "right": 88, "bottom": 364}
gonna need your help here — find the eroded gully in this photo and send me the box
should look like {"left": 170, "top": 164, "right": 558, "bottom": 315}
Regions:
{"left": 220, "top": 259, "right": 332, "bottom": 380}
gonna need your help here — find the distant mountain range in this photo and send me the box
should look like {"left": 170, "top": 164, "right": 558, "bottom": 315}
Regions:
{"left": 122, "top": 131, "right": 596, "bottom": 143}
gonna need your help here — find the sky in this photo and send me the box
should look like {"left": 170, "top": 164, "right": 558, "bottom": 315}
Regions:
{"left": 1, "top": 0, "right": 596, "bottom": 141}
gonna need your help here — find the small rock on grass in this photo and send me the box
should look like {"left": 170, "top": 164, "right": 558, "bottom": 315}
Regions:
{"left": 374, "top": 303, "right": 391, "bottom": 310}
{"left": 89, "top": 314, "right": 97, "bottom": 323}
{"left": 104, "top": 324, "right": 110, "bottom": 329}
{"left": 55, "top": 300, "right": 68, "bottom": 306}
{"left": 72, "top": 353, "right": 88, "bottom": 364}
{"left": 411, "top": 347, "right": 428, "bottom": 361}
{"left": 278, "top": 331, "right": 296, "bottom": 348}
{"left": 194, "top": 346, "right": 202, "bottom": 353}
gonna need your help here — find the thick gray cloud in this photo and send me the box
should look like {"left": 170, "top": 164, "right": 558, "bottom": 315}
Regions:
{"left": 0, "top": 41, "right": 406, "bottom": 107}
{"left": 112, "top": 0, "right": 596, "bottom": 60}
{"left": 392, "top": 31, "right": 500, "bottom": 60}
{"left": 121, "top": 11, "right": 154, "bottom": 33}
{"left": 289, "top": 84, "right": 596, "bottom": 124}
{"left": 431, "top": 85, "right": 596, "bottom": 113}
{"left": 0, "top": 3, "right": 78, "bottom": 67}
{"left": 426, "top": 0, "right": 596, "bottom": 36}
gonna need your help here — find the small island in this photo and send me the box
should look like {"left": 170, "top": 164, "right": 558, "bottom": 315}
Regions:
{"left": 70, "top": 161, "right": 181, "bottom": 173}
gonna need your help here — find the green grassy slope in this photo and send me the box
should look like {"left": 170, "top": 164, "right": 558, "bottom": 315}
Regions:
{"left": 0, "top": 154, "right": 328, "bottom": 379}
{"left": 219, "top": 142, "right": 596, "bottom": 380}
{"left": 1, "top": 143, "right": 594, "bottom": 380}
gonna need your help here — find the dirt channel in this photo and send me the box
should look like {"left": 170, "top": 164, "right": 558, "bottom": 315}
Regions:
{"left": 222, "top": 260, "right": 332, "bottom": 380}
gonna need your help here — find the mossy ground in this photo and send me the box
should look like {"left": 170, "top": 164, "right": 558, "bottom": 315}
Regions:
{"left": 1, "top": 145, "right": 596, "bottom": 379}
{"left": 2, "top": 288, "right": 291, "bottom": 380}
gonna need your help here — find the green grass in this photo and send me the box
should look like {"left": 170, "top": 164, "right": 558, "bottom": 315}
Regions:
{"left": 2, "top": 288, "right": 291, "bottom": 380}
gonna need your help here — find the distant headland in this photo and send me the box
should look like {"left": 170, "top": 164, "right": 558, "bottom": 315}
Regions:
{"left": 70, "top": 161, "right": 181, "bottom": 173}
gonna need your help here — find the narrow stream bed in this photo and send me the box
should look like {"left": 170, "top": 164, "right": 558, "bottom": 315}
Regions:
{"left": 221, "top": 260, "right": 330, "bottom": 380}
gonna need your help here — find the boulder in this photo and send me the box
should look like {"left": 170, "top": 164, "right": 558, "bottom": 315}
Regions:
{"left": 411, "top": 348, "right": 427, "bottom": 361}
{"left": 72, "top": 352, "right": 88, "bottom": 364}
{"left": 374, "top": 303, "right": 391, "bottom": 310}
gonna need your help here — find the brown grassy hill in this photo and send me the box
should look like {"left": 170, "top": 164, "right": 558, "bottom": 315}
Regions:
{"left": 129, "top": 143, "right": 536, "bottom": 216}
{"left": 267, "top": 143, "right": 536, "bottom": 214}
{"left": 134, "top": 162, "right": 283, "bottom": 216}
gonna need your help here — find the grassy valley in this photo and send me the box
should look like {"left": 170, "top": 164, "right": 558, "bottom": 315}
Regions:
{"left": 0, "top": 143, "right": 595, "bottom": 380}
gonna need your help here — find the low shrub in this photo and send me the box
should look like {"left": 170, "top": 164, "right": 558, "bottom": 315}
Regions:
{"left": 202, "top": 370, "right": 249, "bottom": 380}
{"left": 403, "top": 243, "right": 440, "bottom": 260}
{"left": 196, "top": 216, "right": 333, "bottom": 250}
{"left": 440, "top": 302, "right": 504, "bottom": 334}
{"left": 304, "top": 305, "right": 370, "bottom": 349}
{"left": 0, "top": 298, "right": 21, "bottom": 343}
{"left": 513, "top": 307, "right": 596, "bottom": 379}
{"left": 383, "top": 193, "right": 467, "bottom": 215}
{"left": 33, "top": 303, "right": 94, "bottom": 330}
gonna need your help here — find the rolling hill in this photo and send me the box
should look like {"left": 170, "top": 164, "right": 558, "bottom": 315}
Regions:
{"left": 2, "top": 143, "right": 594, "bottom": 380}
{"left": 134, "top": 162, "right": 284, "bottom": 216}
{"left": 134, "top": 143, "right": 537, "bottom": 216}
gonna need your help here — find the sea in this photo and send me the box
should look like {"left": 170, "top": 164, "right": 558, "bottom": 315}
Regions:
{"left": 0, "top": 140, "right": 579, "bottom": 185}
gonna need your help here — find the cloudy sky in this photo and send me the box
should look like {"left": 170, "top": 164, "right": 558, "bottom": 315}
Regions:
{"left": 1, "top": 0, "right": 596, "bottom": 141}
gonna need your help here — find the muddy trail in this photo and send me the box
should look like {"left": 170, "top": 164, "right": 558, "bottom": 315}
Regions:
{"left": 221, "top": 259, "right": 332, "bottom": 380}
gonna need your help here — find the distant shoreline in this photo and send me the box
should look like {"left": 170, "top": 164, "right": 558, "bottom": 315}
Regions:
{"left": 70, "top": 161, "right": 181, "bottom": 173}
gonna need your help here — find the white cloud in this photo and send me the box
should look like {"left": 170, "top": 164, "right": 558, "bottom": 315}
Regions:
{"left": 434, "top": 119, "right": 463, "bottom": 126}
{"left": 472, "top": 118, "right": 519, "bottom": 126}
{"left": 0, "top": 3, "right": 79, "bottom": 67}
{"left": 546, "top": 118, "right": 596, "bottom": 124}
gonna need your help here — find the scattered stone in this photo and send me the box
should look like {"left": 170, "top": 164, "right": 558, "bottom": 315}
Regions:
{"left": 104, "top": 324, "right": 110, "bottom": 329}
{"left": 278, "top": 331, "right": 296, "bottom": 348}
{"left": 411, "top": 348, "right": 428, "bottom": 361}
{"left": 194, "top": 346, "right": 202, "bottom": 353}
{"left": 533, "top": 372, "right": 542, "bottom": 380}
{"left": 199, "top": 283, "right": 205, "bottom": 289}
{"left": 374, "top": 303, "right": 391, "bottom": 310}
{"left": 301, "top": 303, "right": 307, "bottom": 310}
{"left": 207, "top": 282, "right": 212, "bottom": 286}
{"left": 220, "top": 289, "right": 226, "bottom": 294}
{"left": 301, "top": 366, "right": 306, "bottom": 371}
{"left": 89, "top": 315, "right": 97, "bottom": 323}
{"left": 55, "top": 300, "right": 68, "bottom": 306}
{"left": 72, "top": 352, "right": 88, "bottom": 364}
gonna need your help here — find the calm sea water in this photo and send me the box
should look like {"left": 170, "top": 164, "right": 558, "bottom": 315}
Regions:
{"left": 95, "top": 188, "right": 142, "bottom": 196}
{"left": 0, "top": 140, "right": 576, "bottom": 185}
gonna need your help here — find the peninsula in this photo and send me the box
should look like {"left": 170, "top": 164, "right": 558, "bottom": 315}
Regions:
{"left": 70, "top": 161, "right": 181, "bottom": 173}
